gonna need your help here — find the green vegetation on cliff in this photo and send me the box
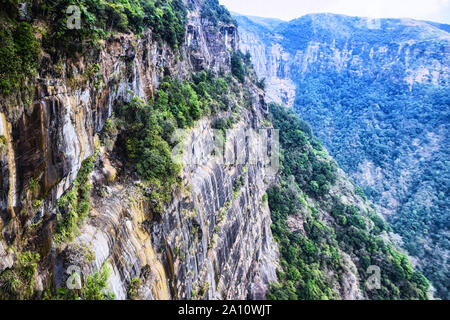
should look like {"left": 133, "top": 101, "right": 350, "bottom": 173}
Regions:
{"left": 54, "top": 262, "right": 115, "bottom": 300}
{"left": 115, "top": 71, "right": 248, "bottom": 215}
{"left": 267, "top": 103, "right": 430, "bottom": 300}
{"left": 201, "top": 0, "right": 235, "bottom": 26}
{"left": 0, "top": 251, "right": 40, "bottom": 300}
{"left": 40, "top": 0, "right": 187, "bottom": 54}
{"left": 0, "top": 21, "right": 39, "bottom": 97}
{"left": 231, "top": 51, "right": 250, "bottom": 83}
{"left": 54, "top": 151, "right": 98, "bottom": 244}
{"left": 0, "top": 0, "right": 188, "bottom": 97}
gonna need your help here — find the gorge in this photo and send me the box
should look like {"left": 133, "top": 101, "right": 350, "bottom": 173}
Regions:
{"left": 0, "top": 0, "right": 441, "bottom": 300}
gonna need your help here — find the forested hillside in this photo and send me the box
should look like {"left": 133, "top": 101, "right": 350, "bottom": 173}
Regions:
{"left": 293, "top": 73, "right": 449, "bottom": 299}
{"left": 267, "top": 103, "right": 430, "bottom": 300}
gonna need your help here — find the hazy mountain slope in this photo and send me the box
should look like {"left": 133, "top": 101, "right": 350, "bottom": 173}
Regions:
{"left": 236, "top": 13, "right": 450, "bottom": 101}
{"left": 236, "top": 13, "right": 450, "bottom": 299}
{"left": 231, "top": 13, "right": 285, "bottom": 30}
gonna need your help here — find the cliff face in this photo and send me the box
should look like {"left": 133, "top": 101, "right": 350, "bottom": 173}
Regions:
{"left": 236, "top": 19, "right": 296, "bottom": 107}
{"left": 54, "top": 105, "right": 279, "bottom": 300}
{"left": 0, "top": 0, "right": 278, "bottom": 299}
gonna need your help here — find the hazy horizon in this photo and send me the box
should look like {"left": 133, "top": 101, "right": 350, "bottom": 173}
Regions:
{"left": 219, "top": 0, "right": 450, "bottom": 24}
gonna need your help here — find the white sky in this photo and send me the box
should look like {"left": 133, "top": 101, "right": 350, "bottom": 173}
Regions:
{"left": 219, "top": 0, "right": 450, "bottom": 24}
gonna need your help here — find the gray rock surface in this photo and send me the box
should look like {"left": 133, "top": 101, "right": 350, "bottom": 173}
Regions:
{"left": 0, "top": 2, "right": 279, "bottom": 300}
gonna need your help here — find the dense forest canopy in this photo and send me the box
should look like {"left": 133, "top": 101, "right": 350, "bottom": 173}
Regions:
{"left": 293, "top": 72, "right": 450, "bottom": 299}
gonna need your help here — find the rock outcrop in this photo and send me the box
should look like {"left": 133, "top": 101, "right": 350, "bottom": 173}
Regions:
{"left": 0, "top": 0, "right": 278, "bottom": 300}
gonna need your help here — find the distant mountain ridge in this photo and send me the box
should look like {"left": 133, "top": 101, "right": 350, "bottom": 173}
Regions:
{"left": 231, "top": 12, "right": 285, "bottom": 30}
{"left": 235, "top": 13, "right": 449, "bottom": 106}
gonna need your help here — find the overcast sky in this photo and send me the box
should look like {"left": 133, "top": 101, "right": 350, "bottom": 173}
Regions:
{"left": 219, "top": 0, "right": 450, "bottom": 24}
